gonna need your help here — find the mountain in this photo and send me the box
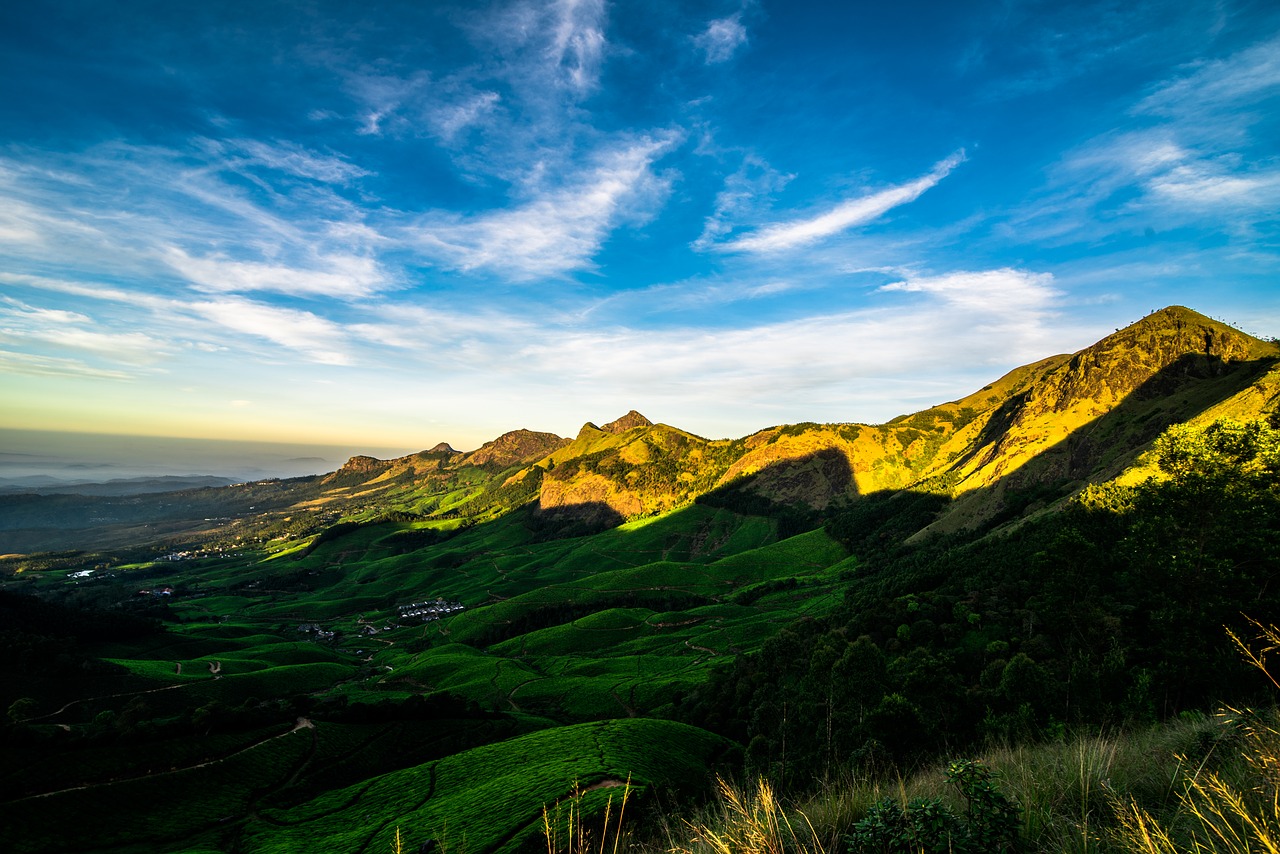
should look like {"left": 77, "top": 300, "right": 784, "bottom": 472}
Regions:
{"left": 434, "top": 306, "right": 1277, "bottom": 538}
{"left": 3, "top": 306, "right": 1278, "bottom": 854}
{"left": 3, "top": 308, "right": 1273, "bottom": 556}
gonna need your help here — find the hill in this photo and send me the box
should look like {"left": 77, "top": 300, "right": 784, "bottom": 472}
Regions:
{"left": 1, "top": 305, "right": 1277, "bottom": 853}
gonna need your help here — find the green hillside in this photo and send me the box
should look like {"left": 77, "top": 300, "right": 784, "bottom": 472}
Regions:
{"left": 1, "top": 306, "right": 1278, "bottom": 853}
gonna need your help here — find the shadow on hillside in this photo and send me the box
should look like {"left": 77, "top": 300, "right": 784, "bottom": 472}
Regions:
{"left": 876, "top": 349, "right": 1279, "bottom": 540}
{"left": 695, "top": 448, "right": 855, "bottom": 538}
{"left": 526, "top": 501, "right": 626, "bottom": 541}
{"left": 422, "top": 347, "right": 1272, "bottom": 556}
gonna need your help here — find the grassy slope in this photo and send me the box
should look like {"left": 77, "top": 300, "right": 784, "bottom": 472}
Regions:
{"left": 3, "top": 307, "right": 1278, "bottom": 854}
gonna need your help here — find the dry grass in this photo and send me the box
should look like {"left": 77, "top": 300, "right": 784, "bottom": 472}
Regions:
{"left": 1109, "top": 620, "right": 1280, "bottom": 854}
{"left": 542, "top": 777, "right": 633, "bottom": 854}
{"left": 668, "top": 777, "right": 827, "bottom": 854}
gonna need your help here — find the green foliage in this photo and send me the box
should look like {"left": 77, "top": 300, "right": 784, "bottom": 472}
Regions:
{"left": 849, "top": 797, "right": 966, "bottom": 854}
{"left": 692, "top": 419, "right": 1280, "bottom": 781}
{"left": 847, "top": 760, "right": 1019, "bottom": 854}
{"left": 5, "top": 410, "right": 1279, "bottom": 854}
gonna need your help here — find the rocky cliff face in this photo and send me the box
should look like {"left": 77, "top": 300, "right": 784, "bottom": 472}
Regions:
{"left": 602, "top": 410, "right": 654, "bottom": 434}
{"left": 461, "top": 429, "right": 569, "bottom": 468}
{"left": 901, "top": 307, "right": 1280, "bottom": 534}
{"left": 312, "top": 306, "right": 1279, "bottom": 538}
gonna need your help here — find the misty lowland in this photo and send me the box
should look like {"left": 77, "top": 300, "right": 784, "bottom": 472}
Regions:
{"left": 4, "top": 305, "right": 1280, "bottom": 854}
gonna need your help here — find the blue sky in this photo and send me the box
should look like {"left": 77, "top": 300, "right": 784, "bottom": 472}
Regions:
{"left": 1, "top": 0, "right": 1278, "bottom": 456}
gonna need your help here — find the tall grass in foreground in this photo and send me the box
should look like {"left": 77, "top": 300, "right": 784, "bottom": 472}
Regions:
{"left": 542, "top": 777, "right": 633, "bottom": 854}
{"left": 1109, "top": 619, "right": 1280, "bottom": 854}
{"left": 656, "top": 686, "right": 1276, "bottom": 853}
{"left": 545, "top": 621, "right": 1280, "bottom": 854}
{"left": 667, "top": 777, "right": 827, "bottom": 854}
{"left": 654, "top": 716, "right": 1227, "bottom": 854}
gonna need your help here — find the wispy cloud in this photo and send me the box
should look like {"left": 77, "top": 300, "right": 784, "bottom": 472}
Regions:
{"left": 878, "top": 268, "right": 1060, "bottom": 317}
{"left": 545, "top": 0, "right": 607, "bottom": 93}
{"left": 343, "top": 70, "right": 432, "bottom": 137}
{"left": 1011, "top": 33, "right": 1280, "bottom": 242}
{"left": 0, "top": 297, "right": 169, "bottom": 366}
{"left": 0, "top": 139, "right": 395, "bottom": 308}
{"left": 509, "top": 265, "right": 1071, "bottom": 427}
{"left": 429, "top": 91, "right": 503, "bottom": 144}
{"left": 410, "top": 133, "right": 678, "bottom": 279}
{"left": 225, "top": 139, "right": 371, "bottom": 184}
{"left": 189, "top": 298, "right": 354, "bottom": 366}
{"left": 1, "top": 272, "right": 359, "bottom": 370}
{"left": 163, "top": 247, "right": 390, "bottom": 299}
{"left": 0, "top": 349, "right": 134, "bottom": 381}
{"left": 717, "top": 150, "right": 967, "bottom": 254}
{"left": 693, "top": 154, "right": 793, "bottom": 250}
{"left": 1134, "top": 33, "right": 1280, "bottom": 119}
{"left": 1145, "top": 157, "right": 1280, "bottom": 210}
{"left": 694, "top": 14, "right": 748, "bottom": 64}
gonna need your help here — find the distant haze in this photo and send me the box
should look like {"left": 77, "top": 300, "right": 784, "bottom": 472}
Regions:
{"left": 0, "top": 430, "right": 419, "bottom": 484}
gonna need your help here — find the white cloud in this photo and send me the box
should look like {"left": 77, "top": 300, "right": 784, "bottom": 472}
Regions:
{"left": 410, "top": 133, "right": 678, "bottom": 279}
{"left": 342, "top": 70, "right": 432, "bottom": 137}
{"left": 1015, "top": 34, "right": 1280, "bottom": 242}
{"left": 1146, "top": 159, "right": 1280, "bottom": 209}
{"left": 163, "top": 247, "right": 389, "bottom": 299}
{"left": 694, "top": 14, "right": 748, "bottom": 64}
{"left": 496, "top": 267, "right": 1072, "bottom": 430}
{"left": 878, "top": 268, "right": 1061, "bottom": 316}
{"left": 476, "top": 0, "right": 608, "bottom": 100}
{"left": 1134, "top": 34, "right": 1280, "bottom": 119}
{"left": 546, "top": 0, "right": 607, "bottom": 93}
{"left": 430, "top": 91, "right": 502, "bottom": 143}
{"left": 2, "top": 272, "right": 361, "bottom": 370}
{"left": 190, "top": 298, "right": 354, "bottom": 366}
{"left": 0, "top": 348, "right": 134, "bottom": 381}
{"left": 228, "top": 139, "right": 371, "bottom": 184}
{"left": 0, "top": 298, "right": 169, "bottom": 365}
{"left": 693, "top": 154, "right": 793, "bottom": 250}
{"left": 719, "top": 150, "right": 967, "bottom": 254}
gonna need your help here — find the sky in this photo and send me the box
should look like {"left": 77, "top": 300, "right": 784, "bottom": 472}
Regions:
{"left": 1, "top": 0, "right": 1278, "bottom": 469}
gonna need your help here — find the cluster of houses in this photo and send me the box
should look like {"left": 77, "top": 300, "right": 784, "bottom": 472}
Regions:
{"left": 397, "top": 598, "right": 465, "bottom": 623}
{"left": 293, "top": 599, "right": 465, "bottom": 646}
{"left": 135, "top": 586, "right": 175, "bottom": 598}
{"left": 296, "top": 623, "right": 337, "bottom": 641}
{"left": 157, "top": 546, "right": 241, "bottom": 561}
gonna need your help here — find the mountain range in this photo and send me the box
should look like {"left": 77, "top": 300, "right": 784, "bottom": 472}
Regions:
{"left": 301, "top": 304, "right": 1280, "bottom": 540}
{"left": 2, "top": 305, "right": 1278, "bottom": 854}
{"left": 0, "top": 306, "right": 1275, "bottom": 557}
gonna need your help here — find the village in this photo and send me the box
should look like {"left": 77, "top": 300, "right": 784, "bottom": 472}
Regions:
{"left": 296, "top": 597, "right": 466, "bottom": 644}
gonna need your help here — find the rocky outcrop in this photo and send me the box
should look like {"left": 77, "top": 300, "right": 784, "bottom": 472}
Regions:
{"left": 602, "top": 410, "right": 653, "bottom": 434}
{"left": 462, "top": 429, "right": 569, "bottom": 468}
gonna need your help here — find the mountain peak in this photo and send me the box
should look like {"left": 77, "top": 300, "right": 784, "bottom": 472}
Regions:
{"left": 1084, "top": 304, "right": 1270, "bottom": 369}
{"left": 602, "top": 410, "right": 653, "bottom": 434}
{"left": 463, "top": 428, "right": 568, "bottom": 468}
{"left": 428, "top": 442, "right": 459, "bottom": 454}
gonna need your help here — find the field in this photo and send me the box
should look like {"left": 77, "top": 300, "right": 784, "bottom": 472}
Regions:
{"left": 0, "top": 502, "right": 844, "bottom": 853}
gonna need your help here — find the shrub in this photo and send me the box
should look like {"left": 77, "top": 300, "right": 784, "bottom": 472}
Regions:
{"left": 847, "top": 759, "right": 1019, "bottom": 854}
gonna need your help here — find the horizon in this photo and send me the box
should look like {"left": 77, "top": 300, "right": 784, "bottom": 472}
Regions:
{"left": 0, "top": 428, "right": 424, "bottom": 482}
{"left": 2, "top": 301, "right": 1267, "bottom": 483}
{"left": 1, "top": 1, "right": 1278, "bottom": 450}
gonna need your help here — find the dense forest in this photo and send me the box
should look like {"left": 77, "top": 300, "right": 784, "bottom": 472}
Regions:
{"left": 3, "top": 308, "right": 1279, "bottom": 854}
{"left": 688, "top": 418, "right": 1280, "bottom": 786}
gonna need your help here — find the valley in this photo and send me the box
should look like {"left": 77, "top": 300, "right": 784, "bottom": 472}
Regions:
{"left": 2, "top": 306, "right": 1279, "bottom": 854}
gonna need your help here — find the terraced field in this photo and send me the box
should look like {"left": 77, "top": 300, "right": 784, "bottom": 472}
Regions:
{"left": 0, "top": 501, "right": 845, "bottom": 853}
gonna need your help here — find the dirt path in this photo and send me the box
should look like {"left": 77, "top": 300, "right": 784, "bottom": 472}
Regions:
{"left": 11, "top": 719, "right": 314, "bottom": 802}
{"left": 21, "top": 682, "right": 186, "bottom": 725}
